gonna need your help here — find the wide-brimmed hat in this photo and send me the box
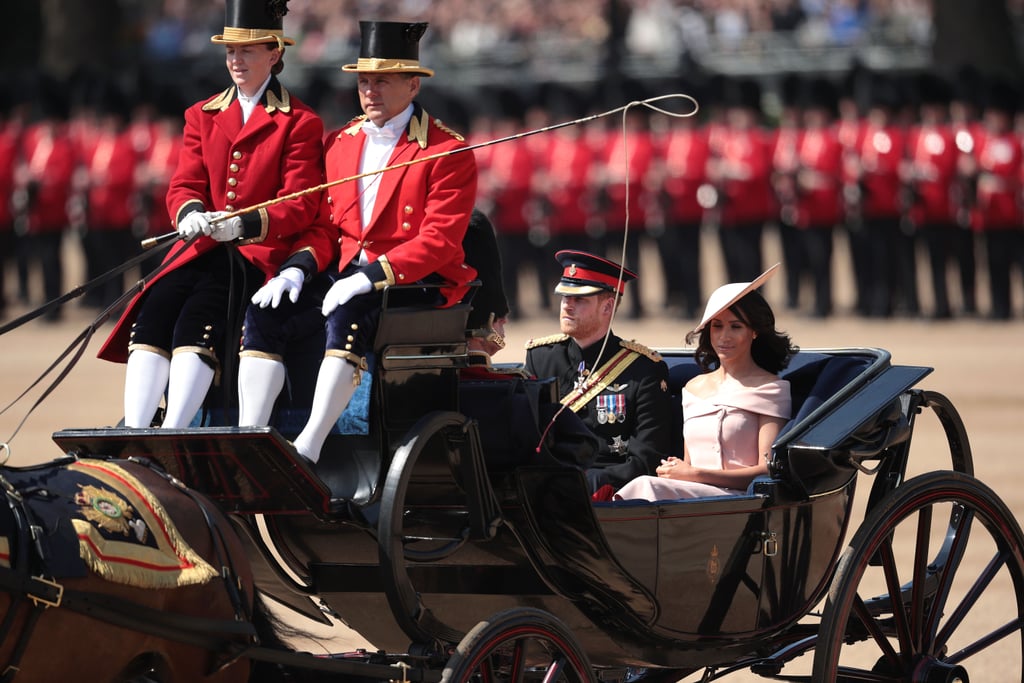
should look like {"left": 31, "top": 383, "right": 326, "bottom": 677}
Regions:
{"left": 553, "top": 250, "right": 637, "bottom": 297}
{"left": 211, "top": 0, "right": 295, "bottom": 47}
{"left": 342, "top": 21, "right": 434, "bottom": 77}
{"left": 694, "top": 263, "right": 780, "bottom": 332}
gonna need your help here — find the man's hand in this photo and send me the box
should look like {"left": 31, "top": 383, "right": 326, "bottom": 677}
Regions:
{"left": 322, "top": 272, "right": 372, "bottom": 316}
{"left": 208, "top": 211, "right": 244, "bottom": 242}
{"left": 251, "top": 267, "right": 305, "bottom": 309}
{"left": 176, "top": 211, "right": 212, "bottom": 240}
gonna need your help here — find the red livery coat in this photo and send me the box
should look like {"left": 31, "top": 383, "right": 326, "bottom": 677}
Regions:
{"left": 320, "top": 104, "right": 478, "bottom": 306}
{"left": 98, "top": 80, "right": 326, "bottom": 363}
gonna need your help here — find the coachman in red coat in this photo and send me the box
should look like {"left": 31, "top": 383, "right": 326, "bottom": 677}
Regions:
{"left": 238, "top": 21, "right": 478, "bottom": 464}
{"left": 98, "top": 0, "right": 326, "bottom": 430}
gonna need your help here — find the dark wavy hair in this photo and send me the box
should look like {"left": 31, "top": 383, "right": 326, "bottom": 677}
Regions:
{"left": 685, "top": 290, "right": 798, "bottom": 373}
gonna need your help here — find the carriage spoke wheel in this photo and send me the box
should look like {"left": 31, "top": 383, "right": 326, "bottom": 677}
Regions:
{"left": 442, "top": 608, "right": 595, "bottom": 683}
{"left": 814, "top": 471, "right": 1024, "bottom": 682}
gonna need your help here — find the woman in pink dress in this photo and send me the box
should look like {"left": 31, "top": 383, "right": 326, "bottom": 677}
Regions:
{"left": 614, "top": 264, "right": 798, "bottom": 501}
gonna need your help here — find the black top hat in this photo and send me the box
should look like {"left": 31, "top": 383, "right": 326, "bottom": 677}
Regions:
{"left": 342, "top": 21, "right": 434, "bottom": 77}
{"left": 462, "top": 210, "right": 510, "bottom": 335}
{"left": 211, "top": 0, "right": 294, "bottom": 46}
{"left": 553, "top": 250, "right": 636, "bottom": 297}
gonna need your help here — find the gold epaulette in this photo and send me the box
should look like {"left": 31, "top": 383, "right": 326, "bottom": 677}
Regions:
{"left": 201, "top": 87, "right": 235, "bottom": 112}
{"left": 620, "top": 339, "right": 662, "bottom": 362}
{"left": 525, "top": 333, "right": 569, "bottom": 350}
{"left": 432, "top": 118, "right": 465, "bottom": 142}
{"left": 342, "top": 115, "right": 368, "bottom": 137}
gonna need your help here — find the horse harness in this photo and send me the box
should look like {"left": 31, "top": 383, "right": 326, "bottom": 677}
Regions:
{"left": 0, "top": 458, "right": 257, "bottom": 681}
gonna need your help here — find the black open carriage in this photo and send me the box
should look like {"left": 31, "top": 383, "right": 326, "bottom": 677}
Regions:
{"left": 49, "top": 288, "right": 1024, "bottom": 682}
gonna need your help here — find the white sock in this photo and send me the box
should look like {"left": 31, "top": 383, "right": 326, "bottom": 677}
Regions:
{"left": 292, "top": 356, "right": 356, "bottom": 463}
{"left": 161, "top": 352, "right": 215, "bottom": 428}
{"left": 123, "top": 349, "right": 170, "bottom": 428}
{"left": 238, "top": 356, "right": 286, "bottom": 426}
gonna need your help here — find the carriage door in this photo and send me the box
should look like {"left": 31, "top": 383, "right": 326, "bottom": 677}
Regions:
{"left": 654, "top": 497, "right": 768, "bottom": 638}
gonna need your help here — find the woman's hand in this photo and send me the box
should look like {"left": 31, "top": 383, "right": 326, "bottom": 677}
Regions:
{"left": 656, "top": 456, "right": 698, "bottom": 481}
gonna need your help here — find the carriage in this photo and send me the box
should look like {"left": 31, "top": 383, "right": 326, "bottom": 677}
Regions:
{"left": 23, "top": 287, "right": 1024, "bottom": 682}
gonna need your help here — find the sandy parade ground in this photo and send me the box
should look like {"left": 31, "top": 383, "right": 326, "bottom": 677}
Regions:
{"left": 2, "top": 231, "right": 1023, "bottom": 680}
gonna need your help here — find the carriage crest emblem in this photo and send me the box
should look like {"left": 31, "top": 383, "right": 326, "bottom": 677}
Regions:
{"left": 75, "top": 484, "right": 145, "bottom": 541}
{"left": 707, "top": 544, "right": 720, "bottom": 584}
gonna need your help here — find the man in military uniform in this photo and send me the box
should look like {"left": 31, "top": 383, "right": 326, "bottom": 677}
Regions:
{"left": 525, "top": 250, "right": 671, "bottom": 492}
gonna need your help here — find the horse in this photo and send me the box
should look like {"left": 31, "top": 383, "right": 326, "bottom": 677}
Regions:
{"left": 0, "top": 455, "right": 292, "bottom": 683}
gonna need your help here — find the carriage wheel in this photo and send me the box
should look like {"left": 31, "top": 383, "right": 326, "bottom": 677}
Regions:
{"left": 814, "top": 471, "right": 1024, "bottom": 682}
{"left": 442, "top": 607, "right": 595, "bottom": 683}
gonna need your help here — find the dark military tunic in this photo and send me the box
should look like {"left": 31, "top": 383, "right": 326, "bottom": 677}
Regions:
{"left": 525, "top": 332, "right": 672, "bottom": 491}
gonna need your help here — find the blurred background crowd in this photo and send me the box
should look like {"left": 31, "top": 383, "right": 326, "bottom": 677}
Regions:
{"left": 1, "top": 0, "right": 1023, "bottom": 324}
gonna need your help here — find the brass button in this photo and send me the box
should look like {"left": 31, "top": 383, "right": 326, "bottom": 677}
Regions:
{"left": 227, "top": 191, "right": 236, "bottom": 200}
{"left": 225, "top": 205, "right": 235, "bottom": 211}
{"left": 401, "top": 222, "right": 411, "bottom": 231}
{"left": 404, "top": 205, "right": 413, "bottom": 214}
{"left": 229, "top": 163, "right": 239, "bottom": 172}
{"left": 202, "top": 334, "right": 210, "bottom": 340}
{"left": 205, "top": 325, "right": 213, "bottom": 331}
{"left": 344, "top": 344, "right": 352, "bottom": 350}
{"left": 351, "top": 323, "right": 358, "bottom": 330}
{"left": 228, "top": 178, "right": 238, "bottom": 187}
{"left": 232, "top": 151, "right": 242, "bottom": 160}
{"left": 329, "top": 214, "right": 334, "bottom": 222}
{"left": 346, "top": 335, "right": 354, "bottom": 342}
{"left": 327, "top": 196, "right": 333, "bottom": 204}
{"left": 398, "top": 274, "right": 405, "bottom": 280}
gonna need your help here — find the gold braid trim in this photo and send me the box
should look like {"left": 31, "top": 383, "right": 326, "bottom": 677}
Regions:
{"left": 561, "top": 348, "right": 640, "bottom": 413}
{"left": 620, "top": 339, "right": 662, "bottom": 362}
{"left": 524, "top": 333, "right": 569, "bottom": 350}
{"left": 323, "top": 351, "right": 369, "bottom": 385}
{"left": 201, "top": 87, "right": 235, "bottom": 112}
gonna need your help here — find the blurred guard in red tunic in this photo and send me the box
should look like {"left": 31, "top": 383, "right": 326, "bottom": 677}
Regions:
{"left": 791, "top": 77, "right": 843, "bottom": 319}
{"left": 845, "top": 73, "right": 914, "bottom": 317}
{"left": 651, "top": 83, "right": 707, "bottom": 319}
{"left": 0, "top": 79, "right": 26, "bottom": 319}
{"left": 706, "top": 77, "right": 772, "bottom": 282}
{"left": 12, "top": 79, "right": 76, "bottom": 322}
{"left": 98, "top": 0, "right": 326, "bottom": 429}
{"left": 903, "top": 73, "right": 958, "bottom": 319}
{"left": 238, "top": 21, "right": 477, "bottom": 464}
{"left": 963, "top": 79, "right": 1023, "bottom": 320}
{"left": 79, "top": 83, "right": 140, "bottom": 310}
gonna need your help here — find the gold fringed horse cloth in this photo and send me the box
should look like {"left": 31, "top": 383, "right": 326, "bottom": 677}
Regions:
{"left": 67, "top": 460, "right": 218, "bottom": 588}
{"left": 0, "top": 459, "right": 217, "bottom": 589}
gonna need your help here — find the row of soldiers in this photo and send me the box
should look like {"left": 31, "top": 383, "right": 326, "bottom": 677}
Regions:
{"left": 473, "top": 70, "right": 1024, "bottom": 321}
{"left": 0, "top": 82, "right": 184, "bottom": 321}
{"left": 2, "top": 69, "right": 1023, "bottom": 323}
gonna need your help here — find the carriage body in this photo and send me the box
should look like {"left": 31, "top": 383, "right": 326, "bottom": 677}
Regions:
{"left": 49, "top": 291, "right": 994, "bottom": 680}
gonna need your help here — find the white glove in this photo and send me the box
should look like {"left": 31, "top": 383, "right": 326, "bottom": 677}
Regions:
{"left": 251, "top": 267, "right": 305, "bottom": 309}
{"left": 321, "top": 272, "right": 372, "bottom": 316}
{"left": 177, "top": 211, "right": 212, "bottom": 240}
{"left": 208, "top": 211, "right": 244, "bottom": 242}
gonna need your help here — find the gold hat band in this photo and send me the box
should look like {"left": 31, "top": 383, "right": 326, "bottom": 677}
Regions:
{"left": 341, "top": 58, "right": 434, "bottom": 76}
{"left": 211, "top": 27, "right": 294, "bottom": 46}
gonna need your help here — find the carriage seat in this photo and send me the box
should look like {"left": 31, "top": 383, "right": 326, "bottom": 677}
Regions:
{"left": 618, "top": 351, "right": 873, "bottom": 505}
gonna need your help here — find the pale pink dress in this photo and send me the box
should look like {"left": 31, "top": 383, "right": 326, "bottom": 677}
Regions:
{"left": 613, "top": 379, "right": 791, "bottom": 501}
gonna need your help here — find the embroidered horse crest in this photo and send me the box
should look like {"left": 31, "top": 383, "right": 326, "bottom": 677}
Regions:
{"left": 75, "top": 484, "right": 147, "bottom": 543}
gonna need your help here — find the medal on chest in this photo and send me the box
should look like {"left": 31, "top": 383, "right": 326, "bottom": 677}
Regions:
{"left": 596, "top": 392, "right": 626, "bottom": 425}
